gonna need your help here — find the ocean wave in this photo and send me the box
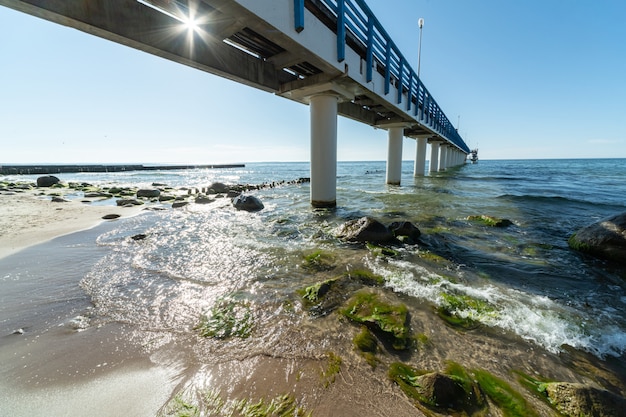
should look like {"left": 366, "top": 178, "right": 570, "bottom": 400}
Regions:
{"left": 373, "top": 257, "right": 626, "bottom": 359}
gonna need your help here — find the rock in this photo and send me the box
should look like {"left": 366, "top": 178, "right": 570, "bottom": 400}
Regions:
{"left": 416, "top": 372, "right": 469, "bottom": 409}
{"left": 336, "top": 217, "right": 395, "bottom": 243}
{"left": 116, "top": 198, "right": 144, "bottom": 206}
{"left": 131, "top": 234, "right": 147, "bottom": 241}
{"left": 137, "top": 189, "right": 161, "bottom": 198}
{"left": 172, "top": 201, "right": 189, "bottom": 208}
{"left": 102, "top": 214, "right": 121, "bottom": 220}
{"left": 341, "top": 290, "right": 411, "bottom": 350}
{"left": 208, "top": 182, "right": 229, "bottom": 194}
{"left": 467, "top": 215, "right": 513, "bottom": 227}
{"left": 51, "top": 196, "right": 69, "bottom": 203}
{"left": 568, "top": 212, "right": 626, "bottom": 264}
{"left": 544, "top": 382, "right": 626, "bottom": 417}
{"left": 194, "top": 195, "right": 214, "bottom": 204}
{"left": 37, "top": 175, "right": 60, "bottom": 187}
{"left": 389, "top": 221, "right": 421, "bottom": 242}
{"left": 232, "top": 194, "right": 264, "bottom": 212}
{"left": 158, "top": 195, "right": 176, "bottom": 202}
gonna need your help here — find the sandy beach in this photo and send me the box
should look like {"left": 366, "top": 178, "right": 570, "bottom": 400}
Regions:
{"left": 0, "top": 187, "right": 144, "bottom": 259}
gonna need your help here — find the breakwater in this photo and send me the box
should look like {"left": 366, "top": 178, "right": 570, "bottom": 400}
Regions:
{"left": 0, "top": 164, "right": 245, "bottom": 175}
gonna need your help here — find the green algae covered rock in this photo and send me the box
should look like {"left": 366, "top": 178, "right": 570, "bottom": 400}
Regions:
{"left": 298, "top": 269, "right": 386, "bottom": 317}
{"left": 388, "top": 362, "right": 483, "bottom": 414}
{"left": 568, "top": 212, "right": 626, "bottom": 264}
{"left": 543, "top": 382, "right": 626, "bottom": 417}
{"left": 468, "top": 215, "right": 513, "bottom": 227}
{"left": 341, "top": 290, "right": 411, "bottom": 350}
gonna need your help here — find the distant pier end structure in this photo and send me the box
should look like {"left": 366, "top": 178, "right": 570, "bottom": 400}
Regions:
{"left": 0, "top": 0, "right": 470, "bottom": 207}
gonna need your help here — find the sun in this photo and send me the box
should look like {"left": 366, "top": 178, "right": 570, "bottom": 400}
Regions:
{"left": 183, "top": 16, "right": 199, "bottom": 32}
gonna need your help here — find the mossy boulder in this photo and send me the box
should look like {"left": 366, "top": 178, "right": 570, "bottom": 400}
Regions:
{"left": 568, "top": 212, "right": 626, "bottom": 264}
{"left": 468, "top": 215, "right": 513, "bottom": 227}
{"left": 389, "top": 363, "right": 483, "bottom": 413}
{"left": 302, "top": 250, "right": 336, "bottom": 272}
{"left": 353, "top": 326, "right": 379, "bottom": 368}
{"left": 298, "top": 269, "right": 385, "bottom": 317}
{"left": 341, "top": 291, "right": 411, "bottom": 350}
{"left": 543, "top": 382, "right": 626, "bottom": 417}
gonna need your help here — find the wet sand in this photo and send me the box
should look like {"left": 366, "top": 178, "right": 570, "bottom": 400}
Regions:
{"left": 0, "top": 188, "right": 177, "bottom": 416}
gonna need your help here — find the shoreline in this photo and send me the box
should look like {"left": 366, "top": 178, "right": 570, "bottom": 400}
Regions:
{"left": 0, "top": 188, "right": 145, "bottom": 260}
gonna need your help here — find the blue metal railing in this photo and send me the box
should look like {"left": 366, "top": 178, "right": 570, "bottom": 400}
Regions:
{"left": 294, "top": 0, "right": 468, "bottom": 152}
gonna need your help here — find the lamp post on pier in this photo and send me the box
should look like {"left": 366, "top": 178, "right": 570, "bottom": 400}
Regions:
{"left": 417, "top": 17, "right": 424, "bottom": 78}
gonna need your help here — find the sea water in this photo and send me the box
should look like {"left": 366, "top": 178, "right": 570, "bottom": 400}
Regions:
{"left": 2, "top": 159, "right": 626, "bottom": 358}
{"left": 1, "top": 159, "right": 626, "bottom": 379}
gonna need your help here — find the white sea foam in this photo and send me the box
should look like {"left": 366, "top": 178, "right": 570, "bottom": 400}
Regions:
{"left": 371, "top": 257, "right": 626, "bottom": 358}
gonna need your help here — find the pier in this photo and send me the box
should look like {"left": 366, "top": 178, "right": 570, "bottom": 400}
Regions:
{"left": 0, "top": 0, "right": 470, "bottom": 206}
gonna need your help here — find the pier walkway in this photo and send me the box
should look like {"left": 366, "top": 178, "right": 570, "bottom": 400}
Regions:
{"left": 1, "top": 0, "right": 470, "bottom": 206}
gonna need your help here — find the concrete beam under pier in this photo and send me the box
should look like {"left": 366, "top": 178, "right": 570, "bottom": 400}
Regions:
{"left": 429, "top": 141, "right": 440, "bottom": 172}
{"left": 413, "top": 135, "right": 429, "bottom": 177}
{"left": 439, "top": 145, "right": 448, "bottom": 171}
{"left": 386, "top": 127, "right": 403, "bottom": 185}
{"left": 309, "top": 94, "right": 338, "bottom": 208}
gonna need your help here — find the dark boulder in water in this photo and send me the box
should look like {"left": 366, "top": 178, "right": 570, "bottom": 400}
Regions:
{"left": 543, "top": 382, "right": 626, "bottom": 417}
{"left": 389, "top": 221, "right": 421, "bottom": 243}
{"left": 37, "top": 175, "right": 60, "bottom": 187}
{"left": 137, "top": 189, "right": 161, "bottom": 198}
{"left": 208, "top": 182, "right": 229, "bottom": 194}
{"left": 336, "top": 217, "right": 395, "bottom": 243}
{"left": 568, "top": 212, "right": 626, "bottom": 264}
{"left": 415, "top": 372, "right": 470, "bottom": 410}
{"left": 232, "top": 194, "right": 264, "bottom": 212}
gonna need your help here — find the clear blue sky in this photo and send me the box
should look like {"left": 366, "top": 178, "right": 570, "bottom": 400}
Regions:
{"left": 1, "top": 1, "right": 625, "bottom": 164}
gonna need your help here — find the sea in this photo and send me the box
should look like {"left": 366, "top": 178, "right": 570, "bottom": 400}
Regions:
{"left": 1, "top": 158, "right": 626, "bottom": 414}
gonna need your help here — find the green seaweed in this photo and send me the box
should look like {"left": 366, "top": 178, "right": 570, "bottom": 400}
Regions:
{"left": 366, "top": 242, "right": 399, "bottom": 257}
{"left": 472, "top": 369, "right": 537, "bottom": 417}
{"left": 388, "top": 363, "right": 430, "bottom": 404}
{"left": 299, "top": 278, "right": 338, "bottom": 304}
{"left": 344, "top": 268, "right": 385, "bottom": 286}
{"left": 302, "top": 250, "right": 336, "bottom": 272}
{"left": 320, "top": 351, "right": 342, "bottom": 387}
{"left": 436, "top": 291, "right": 498, "bottom": 330}
{"left": 195, "top": 298, "right": 253, "bottom": 339}
{"left": 162, "top": 390, "right": 311, "bottom": 417}
{"left": 160, "top": 393, "right": 200, "bottom": 417}
{"left": 341, "top": 290, "right": 411, "bottom": 350}
{"left": 353, "top": 326, "right": 379, "bottom": 368}
{"left": 468, "top": 215, "right": 513, "bottom": 228}
{"left": 417, "top": 250, "right": 450, "bottom": 265}
{"left": 390, "top": 362, "right": 485, "bottom": 414}
{"left": 567, "top": 233, "right": 592, "bottom": 252}
{"left": 234, "top": 394, "right": 311, "bottom": 417}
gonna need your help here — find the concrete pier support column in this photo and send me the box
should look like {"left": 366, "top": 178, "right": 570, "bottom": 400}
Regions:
{"left": 429, "top": 141, "right": 440, "bottom": 172}
{"left": 310, "top": 94, "right": 338, "bottom": 208}
{"left": 439, "top": 145, "right": 448, "bottom": 171}
{"left": 413, "top": 136, "right": 428, "bottom": 177}
{"left": 386, "top": 127, "right": 404, "bottom": 185}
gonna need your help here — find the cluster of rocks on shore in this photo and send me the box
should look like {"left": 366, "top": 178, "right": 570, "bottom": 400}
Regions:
{"left": 0, "top": 175, "right": 309, "bottom": 214}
